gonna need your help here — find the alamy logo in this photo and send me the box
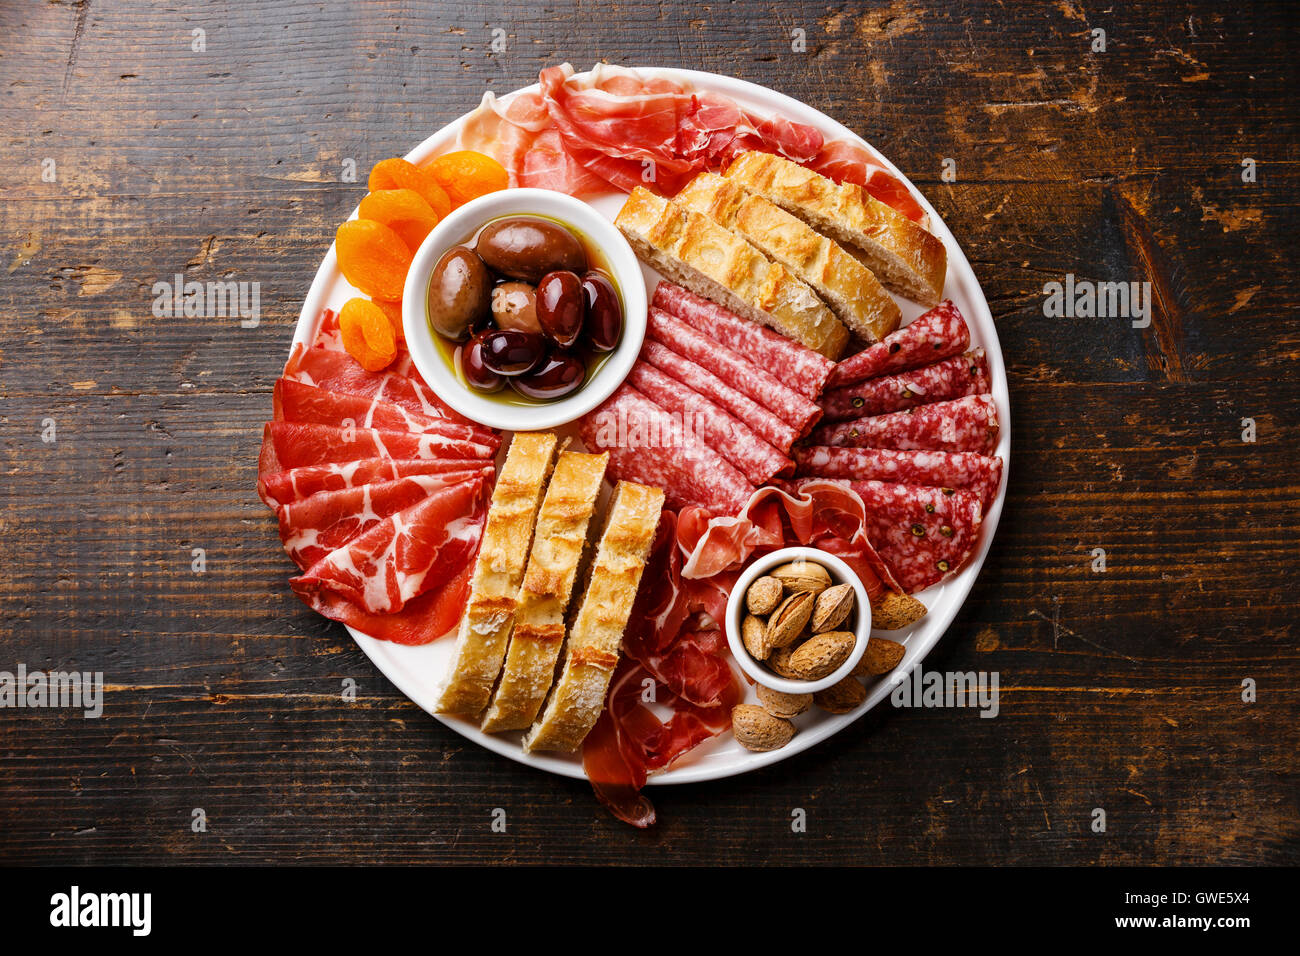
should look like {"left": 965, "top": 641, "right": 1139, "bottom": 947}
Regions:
{"left": 50, "top": 886, "right": 151, "bottom": 936}
{"left": 1042, "top": 273, "right": 1152, "bottom": 328}
{"left": 0, "top": 664, "right": 103, "bottom": 718}
{"left": 152, "top": 272, "right": 261, "bottom": 327}
{"left": 890, "top": 667, "right": 1000, "bottom": 717}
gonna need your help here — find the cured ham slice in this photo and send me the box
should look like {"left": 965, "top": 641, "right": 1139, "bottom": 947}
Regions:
{"left": 273, "top": 378, "right": 498, "bottom": 448}
{"left": 277, "top": 474, "right": 487, "bottom": 570}
{"left": 793, "top": 446, "right": 1004, "bottom": 508}
{"left": 804, "top": 140, "right": 927, "bottom": 224}
{"left": 297, "top": 562, "right": 474, "bottom": 646}
{"left": 285, "top": 345, "right": 474, "bottom": 427}
{"left": 290, "top": 478, "right": 489, "bottom": 616}
{"left": 260, "top": 422, "right": 496, "bottom": 473}
{"left": 808, "top": 394, "right": 1000, "bottom": 456}
{"left": 829, "top": 300, "right": 971, "bottom": 388}
{"left": 258, "top": 457, "right": 492, "bottom": 507}
{"left": 821, "top": 349, "right": 991, "bottom": 421}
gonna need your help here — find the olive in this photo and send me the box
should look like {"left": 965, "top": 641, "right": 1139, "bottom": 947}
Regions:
{"left": 427, "top": 246, "right": 491, "bottom": 342}
{"left": 480, "top": 329, "right": 544, "bottom": 377}
{"left": 581, "top": 272, "right": 623, "bottom": 352}
{"left": 460, "top": 332, "right": 504, "bottom": 393}
{"left": 535, "top": 271, "right": 584, "bottom": 348}
{"left": 490, "top": 282, "right": 541, "bottom": 334}
{"left": 474, "top": 217, "right": 587, "bottom": 283}
{"left": 511, "top": 351, "right": 586, "bottom": 401}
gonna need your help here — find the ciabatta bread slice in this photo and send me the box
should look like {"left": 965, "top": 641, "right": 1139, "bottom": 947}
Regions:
{"left": 480, "top": 449, "right": 608, "bottom": 733}
{"left": 724, "top": 151, "right": 947, "bottom": 307}
{"left": 614, "top": 186, "right": 849, "bottom": 359}
{"left": 676, "top": 172, "right": 902, "bottom": 343}
{"left": 433, "top": 431, "right": 557, "bottom": 716}
{"left": 524, "top": 481, "right": 664, "bottom": 753}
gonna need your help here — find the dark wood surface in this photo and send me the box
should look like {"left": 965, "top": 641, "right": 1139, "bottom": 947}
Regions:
{"left": 1, "top": 0, "right": 1295, "bottom": 865}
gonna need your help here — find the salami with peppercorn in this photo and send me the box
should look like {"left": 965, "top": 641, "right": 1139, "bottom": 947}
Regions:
{"left": 828, "top": 300, "right": 970, "bottom": 388}
{"left": 821, "top": 349, "right": 990, "bottom": 421}
{"left": 808, "top": 394, "right": 999, "bottom": 456}
{"left": 793, "top": 445, "right": 1003, "bottom": 507}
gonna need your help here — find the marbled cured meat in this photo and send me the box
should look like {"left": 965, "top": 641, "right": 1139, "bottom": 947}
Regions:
{"left": 258, "top": 458, "right": 493, "bottom": 508}
{"left": 793, "top": 446, "right": 1003, "bottom": 508}
{"left": 260, "top": 422, "right": 496, "bottom": 473}
{"left": 821, "top": 349, "right": 990, "bottom": 421}
{"left": 808, "top": 394, "right": 1000, "bottom": 456}
{"left": 828, "top": 300, "right": 971, "bottom": 388}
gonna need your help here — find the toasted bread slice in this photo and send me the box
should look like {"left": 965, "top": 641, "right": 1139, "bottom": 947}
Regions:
{"left": 524, "top": 481, "right": 665, "bottom": 753}
{"left": 480, "top": 450, "right": 609, "bottom": 733}
{"left": 433, "top": 432, "right": 558, "bottom": 716}
{"left": 614, "top": 186, "right": 849, "bottom": 359}
{"left": 724, "top": 151, "right": 946, "bottom": 307}
{"left": 676, "top": 172, "right": 902, "bottom": 343}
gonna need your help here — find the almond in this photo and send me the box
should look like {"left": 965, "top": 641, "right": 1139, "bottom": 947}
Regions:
{"left": 756, "top": 683, "right": 812, "bottom": 718}
{"left": 811, "top": 583, "right": 854, "bottom": 633}
{"left": 741, "top": 613, "right": 771, "bottom": 661}
{"left": 814, "top": 676, "right": 867, "bottom": 714}
{"left": 766, "top": 591, "right": 814, "bottom": 648}
{"left": 871, "top": 591, "right": 927, "bottom": 631}
{"left": 853, "top": 637, "right": 906, "bottom": 676}
{"left": 745, "top": 576, "right": 783, "bottom": 616}
{"left": 787, "top": 630, "right": 855, "bottom": 681}
{"left": 770, "top": 560, "right": 831, "bottom": 596}
{"left": 731, "top": 704, "right": 795, "bottom": 752}
{"left": 766, "top": 644, "right": 801, "bottom": 679}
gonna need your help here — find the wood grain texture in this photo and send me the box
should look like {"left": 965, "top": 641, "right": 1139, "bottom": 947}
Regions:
{"left": 0, "top": 0, "right": 1295, "bottom": 865}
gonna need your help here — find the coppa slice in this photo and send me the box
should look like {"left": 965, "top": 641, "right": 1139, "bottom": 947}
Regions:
{"left": 290, "top": 477, "right": 489, "bottom": 615}
{"left": 652, "top": 282, "right": 834, "bottom": 400}
{"left": 258, "top": 457, "right": 493, "bottom": 508}
{"left": 793, "top": 446, "right": 1004, "bottom": 508}
{"left": 285, "top": 345, "right": 473, "bottom": 426}
{"left": 260, "top": 422, "right": 496, "bottom": 472}
{"left": 273, "top": 378, "right": 498, "bottom": 447}
{"left": 828, "top": 300, "right": 970, "bottom": 388}
{"left": 481, "top": 450, "right": 609, "bottom": 733}
{"left": 821, "top": 349, "right": 990, "bottom": 421}
{"left": 808, "top": 394, "right": 1000, "bottom": 456}
{"left": 277, "top": 474, "right": 487, "bottom": 570}
{"left": 581, "top": 384, "right": 756, "bottom": 515}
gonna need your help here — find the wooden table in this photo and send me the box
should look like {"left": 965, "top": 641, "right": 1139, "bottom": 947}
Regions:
{"left": 1, "top": 1, "right": 1294, "bottom": 865}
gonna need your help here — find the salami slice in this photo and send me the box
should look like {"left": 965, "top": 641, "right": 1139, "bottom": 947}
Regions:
{"left": 793, "top": 446, "right": 1003, "bottom": 507}
{"left": 580, "top": 384, "right": 756, "bottom": 515}
{"left": 808, "top": 394, "right": 999, "bottom": 456}
{"left": 787, "top": 478, "right": 983, "bottom": 592}
{"left": 640, "top": 340, "right": 798, "bottom": 453}
{"left": 647, "top": 307, "right": 822, "bottom": 435}
{"left": 828, "top": 300, "right": 970, "bottom": 387}
{"left": 821, "top": 349, "right": 990, "bottom": 421}
{"left": 259, "top": 458, "right": 493, "bottom": 507}
{"left": 626, "top": 362, "right": 791, "bottom": 485}
{"left": 651, "top": 282, "right": 835, "bottom": 399}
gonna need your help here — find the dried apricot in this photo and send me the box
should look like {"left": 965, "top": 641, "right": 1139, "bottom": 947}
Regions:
{"left": 371, "top": 298, "right": 405, "bottom": 345}
{"left": 426, "top": 151, "right": 509, "bottom": 209}
{"left": 368, "top": 157, "right": 451, "bottom": 219}
{"left": 339, "top": 297, "right": 397, "bottom": 371}
{"left": 335, "top": 219, "right": 412, "bottom": 301}
{"left": 359, "top": 188, "right": 439, "bottom": 252}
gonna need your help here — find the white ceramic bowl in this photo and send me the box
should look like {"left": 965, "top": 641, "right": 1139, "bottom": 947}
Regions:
{"left": 401, "top": 188, "right": 647, "bottom": 431}
{"left": 725, "top": 546, "right": 872, "bottom": 695}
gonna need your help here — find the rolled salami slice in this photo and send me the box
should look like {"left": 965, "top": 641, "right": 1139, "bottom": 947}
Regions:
{"left": 787, "top": 478, "right": 983, "bottom": 592}
{"left": 627, "top": 362, "right": 792, "bottom": 486}
{"left": 640, "top": 340, "right": 798, "bottom": 453}
{"left": 793, "top": 446, "right": 1003, "bottom": 507}
{"left": 652, "top": 282, "right": 835, "bottom": 399}
{"left": 580, "top": 384, "right": 756, "bottom": 516}
{"left": 822, "top": 349, "right": 990, "bottom": 421}
{"left": 808, "top": 394, "right": 999, "bottom": 456}
{"left": 647, "top": 307, "right": 822, "bottom": 436}
{"left": 828, "top": 300, "right": 970, "bottom": 387}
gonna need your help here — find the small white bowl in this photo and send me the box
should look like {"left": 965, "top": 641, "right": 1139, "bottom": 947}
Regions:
{"left": 725, "top": 546, "right": 872, "bottom": 695}
{"left": 402, "top": 188, "right": 647, "bottom": 431}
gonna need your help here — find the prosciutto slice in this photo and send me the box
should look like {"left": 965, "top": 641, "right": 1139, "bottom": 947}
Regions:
{"left": 285, "top": 345, "right": 474, "bottom": 427}
{"left": 259, "top": 422, "right": 496, "bottom": 473}
{"left": 296, "top": 563, "right": 474, "bottom": 646}
{"left": 259, "top": 457, "right": 492, "bottom": 508}
{"left": 805, "top": 139, "right": 927, "bottom": 224}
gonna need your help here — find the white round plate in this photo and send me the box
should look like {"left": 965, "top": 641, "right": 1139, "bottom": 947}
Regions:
{"left": 288, "top": 67, "right": 1009, "bottom": 786}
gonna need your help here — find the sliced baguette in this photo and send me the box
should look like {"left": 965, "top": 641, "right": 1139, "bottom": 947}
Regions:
{"left": 676, "top": 172, "right": 902, "bottom": 343}
{"left": 480, "top": 449, "right": 609, "bottom": 733}
{"left": 433, "top": 431, "right": 558, "bottom": 716}
{"left": 724, "top": 151, "right": 947, "bottom": 307}
{"left": 614, "top": 186, "right": 849, "bottom": 359}
{"left": 524, "top": 481, "right": 665, "bottom": 753}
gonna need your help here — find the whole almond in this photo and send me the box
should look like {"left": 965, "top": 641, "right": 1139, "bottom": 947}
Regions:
{"left": 814, "top": 676, "right": 867, "bottom": 714}
{"left": 767, "top": 591, "right": 814, "bottom": 648}
{"left": 787, "top": 630, "right": 855, "bottom": 681}
{"left": 746, "top": 576, "right": 782, "bottom": 616}
{"left": 756, "top": 683, "right": 812, "bottom": 718}
{"left": 872, "top": 591, "right": 927, "bottom": 631}
{"left": 811, "top": 583, "right": 854, "bottom": 633}
{"left": 766, "top": 644, "right": 801, "bottom": 679}
{"left": 853, "top": 637, "right": 906, "bottom": 676}
{"left": 731, "top": 704, "right": 795, "bottom": 752}
{"left": 741, "top": 613, "right": 771, "bottom": 661}
{"left": 770, "top": 560, "right": 832, "bottom": 596}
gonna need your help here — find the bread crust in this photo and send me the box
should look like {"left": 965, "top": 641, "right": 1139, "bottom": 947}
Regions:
{"left": 524, "top": 481, "right": 665, "bottom": 752}
{"left": 480, "top": 450, "right": 609, "bottom": 733}
{"left": 724, "top": 151, "right": 946, "bottom": 307}
{"left": 433, "top": 432, "right": 557, "bottom": 716}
